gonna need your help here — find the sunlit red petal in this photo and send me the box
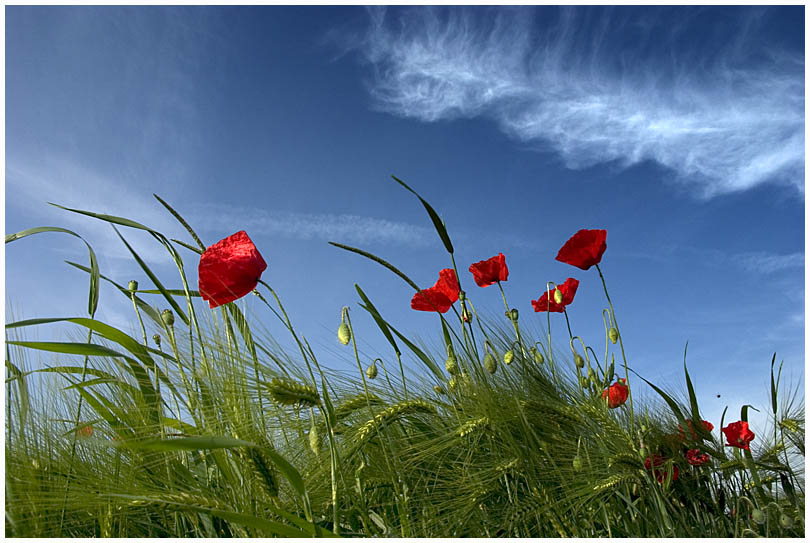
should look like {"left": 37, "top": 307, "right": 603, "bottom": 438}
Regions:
{"left": 469, "top": 253, "right": 509, "bottom": 288}
{"left": 198, "top": 231, "right": 267, "bottom": 308}
{"left": 555, "top": 229, "right": 607, "bottom": 270}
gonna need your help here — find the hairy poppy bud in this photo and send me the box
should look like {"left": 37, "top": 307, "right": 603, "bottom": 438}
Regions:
{"left": 553, "top": 288, "right": 563, "bottom": 305}
{"left": 152, "top": 334, "right": 161, "bottom": 346}
{"left": 338, "top": 323, "right": 351, "bottom": 345}
{"left": 573, "top": 455, "right": 583, "bottom": 471}
{"left": 751, "top": 509, "right": 766, "bottom": 525}
{"left": 639, "top": 447, "right": 648, "bottom": 459}
{"left": 461, "top": 308, "right": 473, "bottom": 323}
{"left": 309, "top": 424, "right": 320, "bottom": 455}
{"left": 779, "top": 513, "right": 793, "bottom": 529}
{"left": 484, "top": 353, "right": 497, "bottom": 374}
{"left": 433, "top": 384, "right": 446, "bottom": 395}
{"left": 161, "top": 309, "right": 175, "bottom": 327}
{"left": 127, "top": 280, "right": 138, "bottom": 293}
{"left": 366, "top": 362, "right": 378, "bottom": 379}
{"left": 445, "top": 354, "right": 459, "bottom": 375}
{"left": 609, "top": 327, "right": 619, "bottom": 344}
{"left": 504, "top": 350, "right": 514, "bottom": 365}
{"left": 574, "top": 354, "right": 585, "bottom": 369}
{"left": 579, "top": 376, "right": 589, "bottom": 388}
{"left": 587, "top": 368, "right": 596, "bottom": 383}
{"left": 458, "top": 290, "right": 466, "bottom": 301}
{"left": 534, "top": 349, "right": 545, "bottom": 364}
{"left": 509, "top": 308, "right": 519, "bottom": 321}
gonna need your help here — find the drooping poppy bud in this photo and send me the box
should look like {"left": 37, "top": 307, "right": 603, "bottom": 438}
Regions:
{"left": 553, "top": 288, "right": 563, "bottom": 305}
{"left": 161, "top": 309, "right": 175, "bottom": 327}
{"left": 533, "top": 349, "right": 545, "bottom": 364}
{"left": 484, "top": 353, "right": 497, "bottom": 374}
{"left": 779, "top": 513, "right": 793, "bottom": 529}
{"left": 751, "top": 509, "right": 766, "bottom": 525}
{"left": 574, "top": 354, "right": 585, "bottom": 369}
{"left": 309, "top": 424, "right": 320, "bottom": 455}
{"left": 504, "top": 350, "right": 514, "bottom": 365}
{"left": 338, "top": 323, "right": 351, "bottom": 346}
{"left": 509, "top": 308, "right": 519, "bottom": 322}
{"left": 127, "top": 280, "right": 139, "bottom": 293}
{"left": 445, "top": 354, "right": 459, "bottom": 375}
{"left": 573, "top": 456, "right": 583, "bottom": 471}
{"left": 608, "top": 327, "right": 619, "bottom": 344}
{"left": 531, "top": 278, "right": 579, "bottom": 313}
{"left": 152, "top": 334, "right": 161, "bottom": 347}
{"left": 366, "top": 362, "right": 378, "bottom": 379}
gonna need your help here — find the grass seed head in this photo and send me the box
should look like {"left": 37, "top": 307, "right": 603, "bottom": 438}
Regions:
{"left": 267, "top": 378, "right": 320, "bottom": 407}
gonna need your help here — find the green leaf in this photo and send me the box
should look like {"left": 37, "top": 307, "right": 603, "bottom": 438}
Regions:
{"left": 50, "top": 203, "right": 156, "bottom": 232}
{"left": 633, "top": 371, "right": 687, "bottom": 427}
{"left": 6, "top": 226, "right": 100, "bottom": 316}
{"left": 153, "top": 194, "right": 207, "bottom": 251}
{"left": 391, "top": 175, "right": 454, "bottom": 254}
{"left": 259, "top": 445, "right": 307, "bottom": 499}
{"left": 119, "top": 435, "right": 256, "bottom": 452}
{"left": 328, "top": 242, "right": 421, "bottom": 292}
{"left": 355, "top": 285, "right": 400, "bottom": 356}
{"left": 769, "top": 353, "right": 778, "bottom": 416}
{"left": 111, "top": 225, "right": 189, "bottom": 325}
{"left": 382, "top": 318, "right": 445, "bottom": 382}
{"left": 7, "top": 341, "right": 126, "bottom": 358}
{"left": 5, "top": 360, "right": 29, "bottom": 435}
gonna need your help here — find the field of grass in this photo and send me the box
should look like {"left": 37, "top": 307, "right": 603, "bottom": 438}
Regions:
{"left": 5, "top": 178, "right": 805, "bottom": 538}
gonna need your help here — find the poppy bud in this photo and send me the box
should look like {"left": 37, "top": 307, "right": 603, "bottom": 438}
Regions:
{"left": 751, "top": 509, "right": 766, "bottom": 525}
{"left": 579, "top": 376, "right": 588, "bottom": 388}
{"left": 366, "top": 362, "right": 378, "bottom": 379}
{"left": 152, "top": 334, "right": 161, "bottom": 346}
{"left": 587, "top": 368, "right": 596, "bottom": 383}
{"left": 504, "top": 350, "right": 514, "bottom": 365}
{"left": 433, "top": 384, "right": 446, "bottom": 395}
{"left": 553, "top": 288, "right": 563, "bottom": 305}
{"left": 458, "top": 290, "right": 466, "bottom": 301}
{"left": 608, "top": 327, "right": 619, "bottom": 344}
{"left": 461, "top": 308, "right": 473, "bottom": 323}
{"left": 161, "top": 309, "right": 175, "bottom": 327}
{"left": 639, "top": 447, "right": 648, "bottom": 459}
{"left": 309, "top": 424, "right": 320, "bottom": 455}
{"left": 484, "top": 353, "right": 497, "bottom": 374}
{"left": 574, "top": 354, "right": 585, "bottom": 369}
{"left": 338, "top": 323, "right": 351, "bottom": 345}
{"left": 127, "top": 280, "right": 138, "bottom": 293}
{"left": 779, "top": 513, "right": 793, "bottom": 529}
{"left": 510, "top": 308, "right": 519, "bottom": 321}
{"left": 573, "top": 455, "right": 583, "bottom": 471}
{"left": 445, "top": 354, "right": 459, "bottom": 375}
{"left": 534, "top": 349, "right": 545, "bottom": 364}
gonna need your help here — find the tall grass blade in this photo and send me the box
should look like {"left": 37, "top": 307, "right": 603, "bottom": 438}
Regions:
{"left": 390, "top": 175, "right": 454, "bottom": 254}
{"left": 329, "top": 242, "right": 420, "bottom": 292}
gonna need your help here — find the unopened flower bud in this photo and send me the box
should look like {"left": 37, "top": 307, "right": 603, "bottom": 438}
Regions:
{"left": 433, "top": 384, "right": 446, "bottom": 395}
{"left": 127, "top": 280, "right": 138, "bottom": 293}
{"left": 579, "top": 376, "right": 589, "bottom": 388}
{"left": 587, "top": 368, "right": 596, "bottom": 382}
{"left": 639, "top": 447, "right": 648, "bottom": 459}
{"left": 461, "top": 308, "right": 473, "bottom": 323}
{"left": 366, "top": 362, "right": 378, "bottom": 379}
{"left": 484, "top": 353, "right": 497, "bottom": 374}
{"left": 509, "top": 308, "right": 519, "bottom": 321}
{"left": 574, "top": 354, "right": 585, "bottom": 369}
{"left": 458, "top": 290, "right": 466, "bottom": 301}
{"left": 309, "top": 424, "right": 320, "bottom": 455}
{"left": 751, "top": 509, "right": 766, "bottom": 525}
{"left": 534, "top": 349, "right": 545, "bottom": 364}
{"left": 152, "top": 334, "right": 161, "bottom": 346}
{"left": 445, "top": 354, "right": 459, "bottom": 375}
{"left": 573, "top": 455, "right": 583, "bottom": 471}
{"left": 609, "top": 327, "right": 619, "bottom": 344}
{"left": 504, "top": 350, "right": 514, "bottom": 365}
{"left": 161, "top": 309, "right": 175, "bottom": 327}
{"left": 553, "top": 288, "right": 563, "bottom": 305}
{"left": 338, "top": 323, "right": 351, "bottom": 345}
{"left": 779, "top": 513, "right": 793, "bottom": 529}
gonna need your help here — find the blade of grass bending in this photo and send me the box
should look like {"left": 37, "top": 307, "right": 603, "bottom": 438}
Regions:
{"left": 64, "top": 377, "right": 140, "bottom": 398}
{"left": 380, "top": 317, "right": 445, "bottom": 382}
{"left": 631, "top": 370, "right": 687, "bottom": 427}
{"left": 226, "top": 303, "right": 267, "bottom": 428}
{"left": 153, "top": 194, "right": 207, "bottom": 251}
{"left": 6, "top": 226, "right": 100, "bottom": 317}
{"left": 119, "top": 435, "right": 255, "bottom": 451}
{"left": 111, "top": 225, "right": 189, "bottom": 325}
{"left": 355, "top": 285, "right": 400, "bottom": 356}
{"left": 682, "top": 345, "right": 710, "bottom": 440}
{"left": 391, "top": 175, "right": 454, "bottom": 254}
{"left": 66, "top": 261, "right": 162, "bottom": 325}
{"left": 7, "top": 340, "right": 126, "bottom": 358}
{"left": 769, "top": 353, "right": 778, "bottom": 416}
{"left": 329, "top": 242, "right": 421, "bottom": 292}
{"left": 171, "top": 238, "right": 204, "bottom": 255}
{"left": 49, "top": 202, "right": 156, "bottom": 231}
{"left": 5, "top": 360, "right": 29, "bottom": 436}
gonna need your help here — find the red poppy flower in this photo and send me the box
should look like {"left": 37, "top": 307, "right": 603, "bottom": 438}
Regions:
{"left": 411, "top": 269, "right": 460, "bottom": 313}
{"left": 678, "top": 419, "right": 714, "bottom": 441}
{"left": 722, "top": 421, "right": 755, "bottom": 450}
{"left": 469, "top": 253, "right": 509, "bottom": 288}
{"left": 645, "top": 455, "right": 678, "bottom": 483}
{"left": 531, "top": 277, "right": 579, "bottom": 313}
{"left": 555, "top": 229, "right": 607, "bottom": 270}
{"left": 198, "top": 231, "right": 267, "bottom": 308}
{"left": 685, "top": 448, "right": 710, "bottom": 466}
{"left": 601, "top": 378, "right": 629, "bottom": 409}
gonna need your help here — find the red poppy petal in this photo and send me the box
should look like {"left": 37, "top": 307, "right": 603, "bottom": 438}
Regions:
{"left": 436, "top": 268, "right": 460, "bottom": 301}
{"left": 469, "top": 254, "right": 509, "bottom": 288}
{"left": 556, "top": 229, "right": 607, "bottom": 270}
{"left": 198, "top": 231, "right": 267, "bottom": 308}
{"left": 410, "top": 288, "right": 453, "bottom": 313}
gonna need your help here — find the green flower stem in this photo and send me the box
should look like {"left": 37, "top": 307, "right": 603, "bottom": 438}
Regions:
{"left": 563, "top": 309, "right": 574, "bottom": 340}
{"left": 601, "top": 309, "right": 612, "bottom": 376}
{"left": 595, "top": 264, "right": 633, "bottom": 430}
{"left": 129, "top": 292, "right": 148, "bottom": 346}
{"left": 497, "top": 282, "right": 525, "bottom": 356}
{"left": 545, "top": 282, "right": 557, "bottom": 380}
{"left": 450, "top": 253, "right": 479, "bottom": 360}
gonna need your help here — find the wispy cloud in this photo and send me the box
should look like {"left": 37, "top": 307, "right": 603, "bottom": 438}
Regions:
{"left": 354, "top": 7, "right": 804, "bottom": 198}
{"left": 734, "top": 252, "right": 803, "bottom": 274}
{"left": 184, "top": 203, "right": 434, "bottom": 247}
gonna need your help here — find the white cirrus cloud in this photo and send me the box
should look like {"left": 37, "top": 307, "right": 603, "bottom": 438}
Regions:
{"left": 354, "top": 7, "right": 804, "bottom": 198}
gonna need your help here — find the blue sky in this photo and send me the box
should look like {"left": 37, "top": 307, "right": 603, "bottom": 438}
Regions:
{"left": 5, "top": 6, "right": 805, "bottom": 430}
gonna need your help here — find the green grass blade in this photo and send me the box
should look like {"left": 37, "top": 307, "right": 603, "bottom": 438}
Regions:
{"left": 5, "top": 360, "right": 30, "bottom": 434}
{"left": 111, "top": 225, "right": 189, "bottom": 325}
{"left": 6, "top": 226, "right": 100, "bottom": 316}
{"left": 7, "top": 341, "right": 126, "bottom": 358}
{"left": 329, "top": 242, "right": 421, "bottom": 292}
{"left": 49, "top": 203, "right": 156, "bottom": 232}
{"left": 153, "top": 194, "right": 207, "bottom": 251}
{"left": 259, "top": 446, "right": 307, "bottom": 499}
{"left": 118, "top": 436, "right": 256, "bottom": 452}
{"left": 171, "top": 238, "right": 204, "bottom": 255}
{"left": 769, "top": 352, "right": 778, "bottom": 416}
{"left": 355, "top": 285, "right": 400, "bottom": 356}
{"left": 382, "top": 318, "right": 445, "bottom": 382}
{"left": 391, "top": 175, "right": 454, "bottom": 254}
{"left": 633, "top": 371, "right": 686, "bottom": 427}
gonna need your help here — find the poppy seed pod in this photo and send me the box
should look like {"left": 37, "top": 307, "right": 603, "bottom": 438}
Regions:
{"left": 751, "top": 509, "right": 766, "bottom": 525}
{"left": 609, "top": 327, "right": 619, "bottom": 344}
{"left": 574, "top": 354, "right": 585, "bottom": 369}
{"left": 309, "top": 424, "right": 320, "bottom": 455}
{"left": 127, "top": 280, "right": 138, "bottom": 293}
{"left": 161, "top": 309, "right": 175, "bottom": 327}
{"left": 573, "top": 456, "right": 583, "bottom": 471}
{"left": 152, "top": 334, "right": 161, "bottom": 347}
{"left": 366, "top": 362, "right": 378, "bottom": 380}
{"left": 509, "top": 308, "right": 519, "bottom": 321}
{"left": 779, "top": 513, "right": 793, "bottom": 529}
{"left": 461, "top": 308, "right": 473, "bottom": 323}
{"left": 587, "top": 368, "right": 596, "bottom": 383}
{"left": 534, "top": 349, "right": 545, "bottom": 364}
{"left": 553, "top": 288, "right": 563, "bottom": 305}
{"left": 639, "top": 447, "right": 648, "bottom": 459}
{"left": 484, "top": 353, "right": 497, "bottom": 374}
{"left": 445, "top": 354, "right": 459, "bottom": 375}
{"left": 504, "top": 350, "right": 514, "bottom": 365}
{"left": 338, "top": 323, "right": 351, "bottom": 345}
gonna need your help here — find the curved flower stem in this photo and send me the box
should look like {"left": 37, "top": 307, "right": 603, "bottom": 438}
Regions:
{"left": 563, "top": 309, "right": 574, "bottom": 341}
{"left": 595, "top": 264, "right": 634, "bottom": 430}
{"left": 450, "top": 253, "right": 479, "bottom": 359}
{"left": 497, "top": 282, "right": 525, "bottom": 357}
{"left": 601, "top": 308, "right": 612, "bottom": 376}
{"left": 130, "top": 292, "right": 148, "bottom": 346}
{"left": 545, "top": 282, "right": 557, "bottom": 379}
